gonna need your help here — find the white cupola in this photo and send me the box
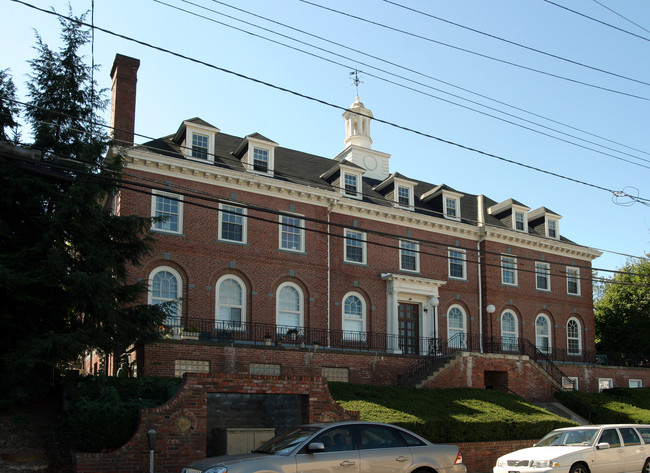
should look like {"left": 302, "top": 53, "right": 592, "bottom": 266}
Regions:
{"left": 343, "top": 97, "right": 373, "bottom": 149}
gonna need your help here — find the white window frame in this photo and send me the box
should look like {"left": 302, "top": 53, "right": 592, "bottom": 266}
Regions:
{"left": 500, "top": 310, "right": 518, "bottom": 352}
{"left": 344, "top": 228, "right": 367, "bottom": 264}
{"left": 218, "top": 203, "right": 247, "bottom": 244}
{"left": 342, "top": 171, "right": 362, "bottom": 199}
{"left": 513, "top": 210, "right": 528, "bottom": 232}
{"left": 501, "top": 256, "right": 518, "bottom": 286}
{"left": 184, "top": 123, "right": 216, "bottom": 162}
{"left": 562, "top": 376, "right": 578, "bottom": 390}
{"left": 396, "top": 184, "right": 414, "bottom": 210}
{"left": 567, "top": 317, "right": 582, "bottom": 356}
{"left": 215, "top": 274, "right": 246, "bottom": 328}
{"left": 149, "top": 266, "right": 182, "bottom": 325}
{"left": 151, "top": 191, "right": 183, "bottom": 234}
{"left": 448, "top": 248, "right": 467, "bottom": 280}
{"left": 535, "top": 314, "right": 552, "bottom": 354}
{"left": 447, "top": 305, "right": 467, "bottom": 349}
{"left": 566, "top": 266, "right": 581, "bottom": 295}
{"left": 535, "top": 262, "right": 551, "bottom": 291}
{"left": 444, "top": 194, "right": 461, "bottom": 221}
{"left": 400, "top": 240, "right": 420, "bottom": 272}
{"left": 276, "top": 282, "right": 304, "bottom": 329}
{"left": 190, "top": 132, "right": 209, "bottom": 160}
{"left": 342, "top": 292, "right": 366, "bottom": 339}
{"left": 598, "top": 378, "right": 613, "bottom": 392}
{"left": 629, "top": 379, "right": 642, "bottom": 388}
{"left": 547, "top": 218, "right": 559, "bottom": 239}
{"left": 279, "top": 214, "right": 305, "bottom": 253}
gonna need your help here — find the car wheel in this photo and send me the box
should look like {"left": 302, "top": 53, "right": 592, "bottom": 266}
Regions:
{"left": 643, "top": 459, "right": 650, "bottom": 473}
{"left": 569, "top": 463, "right": 590, "bottom": 473}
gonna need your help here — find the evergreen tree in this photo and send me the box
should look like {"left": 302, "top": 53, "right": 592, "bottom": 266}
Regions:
{"left": 0, "top": 11, "right": 166, "bottom": 400}
{"left": 594, "top": 256, "right": 650, "bottom": 366}
{"left": 0, "top": 68, "right": 19, "bottom": 141}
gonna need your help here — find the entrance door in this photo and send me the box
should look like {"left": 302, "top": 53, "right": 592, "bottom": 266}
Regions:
{"left": 398, "top": 303, "right": 419, "bottom": 354}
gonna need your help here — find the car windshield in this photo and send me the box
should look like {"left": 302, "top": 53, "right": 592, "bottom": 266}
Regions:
{"left": 537, "top": 429, "right": 598, "bottom": 447}
{"left": 253, "top": 426, "right": 320, "bottom": 455}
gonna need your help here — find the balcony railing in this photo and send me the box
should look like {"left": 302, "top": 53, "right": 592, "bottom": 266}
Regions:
{"left": 160, "top": 318, "right": 601, "bottom": 364}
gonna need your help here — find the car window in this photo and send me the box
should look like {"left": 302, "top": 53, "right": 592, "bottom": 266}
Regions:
{"left": 599, "top": 429, "right": 621, "bottom": 448}
{"left": 636, "top": 428, "right": 650, "bottom": 444}
{"left": 396, "top": 429, "right": 427, "bottom": 447}
{"left": 359, "top": 425, "right": 404, "bottom": 450}
{"left": 314, "top": 427, "right": 355, "bottom": 452}
{"left": 620, "top": 428, "right": 641, "bottom": 446}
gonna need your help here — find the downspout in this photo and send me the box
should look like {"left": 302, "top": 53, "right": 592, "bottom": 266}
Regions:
{"left": 477, "top": 195, "right": 487, "bottom": 353}
{"left": 326, "top": 199, "right": 338, "bottom": 347}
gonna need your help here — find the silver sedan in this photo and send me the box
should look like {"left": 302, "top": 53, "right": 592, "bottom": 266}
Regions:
{"left": 182, "top": 420, "right": 467, "bottom": 473}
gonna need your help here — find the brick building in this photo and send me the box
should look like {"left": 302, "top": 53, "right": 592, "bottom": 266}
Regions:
{"left": 103, "top": 53, "right": 645, "bottom": 397}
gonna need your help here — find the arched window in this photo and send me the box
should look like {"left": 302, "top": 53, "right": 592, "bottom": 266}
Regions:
{"left": 447, "top": 306, "right": 467, "bottom": 349}
{"left": 343, "top": 292, "right": 366, "bottom": 341}
{"left": 567, "top": 318, "right": 582, "bottom": 355}
{"left": 501, "top": 311, "right": 518, "bottom": 352}
{"left": 216, "top": 275, "right": 246, "bottom": 329}
{"left": 149, "top": 267, "right": 182, "bottom": 325}
{"left": 277, "top": 283, "right": 303, "bottom": 330}
{"left": 536, "top": 314, "right": 552, "bottom": 354}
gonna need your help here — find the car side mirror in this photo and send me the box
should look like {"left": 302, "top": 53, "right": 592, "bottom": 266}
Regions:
{"left": 308, "top": 442, "right": 326, "bottom": 453}
{"left": 597, "top": 442, "right": 610, "bottom": 450}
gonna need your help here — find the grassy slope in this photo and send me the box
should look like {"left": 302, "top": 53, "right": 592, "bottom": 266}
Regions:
{"left": 557, "top": 387, "right": 650, "bottom": 424}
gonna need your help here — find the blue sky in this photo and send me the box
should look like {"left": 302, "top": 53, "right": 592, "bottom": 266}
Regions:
{"left": 3, "top": 0, "right": 650, "bottom": 278}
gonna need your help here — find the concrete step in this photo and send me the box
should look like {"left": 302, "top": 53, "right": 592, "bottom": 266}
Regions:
{"left": 536, "top": 402, "right": 590, "bottom": 425}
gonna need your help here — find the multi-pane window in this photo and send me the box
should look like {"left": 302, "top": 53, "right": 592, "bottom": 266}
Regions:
{"left": 250, "top": 363, "right": 281, "bottom": 376}
{"left": 397, "top": 186, "right": 411, "bottom": 208}
{"left": 216, "top": 276, "right": 244, "bottom": 327}
{"left": 547, "top": 219, "right": 558, "bottom": 238}
{"left": 191, "top": 133, "right": 209, "bottom": 159}
{"left": 567, "top": 318, "right": 582, "bottom": 355}
{"left": 447, "top": 306, "right": 466, "bottom": 349}
{"left": 343, "top": 293, "right": 365, "bottom": 337}
{"left": 219, "top": 204, "right": 246, "bottom": 243}
{"left": 344, "top": 229, "right": 366, "bottom": 264}
{"left": 536, "top": 315, "right": 551, "bottom": 353}
{"left": 322, "top": 367, "right": 349, "bottom": 383}
{"left": 344, "top": 173, "right": 358, "bottom": 197}
{"left": 567, "top": 267, "right": 580, "bottom": 295}
{"left": 253, "top": 147, "right": 269, "bottom": 173}
{"left": 175, "top": 360, "right": 210, "bottom": 377}
{"left": 445, "top": 197, "right": 458, "bottom": 219}
{"left": 277, "top": 283, "right": 303, "bottom": 328}
{"left": 150, "top": 267, "right": 181, "bottom": 324}
{"left": 400, "top": 240, "right": 419, "bottom": 272}
{"left": 501, "top": 256, "right": 517, "bottom": 286}
{"left": 535, "top": 262, "right": 551, "bottom": 291}
{"left": 514, "top": 211, "right": 526, "bottom": 231}
{"left": 448, "top": 249, "right": 466, "bottom": 279}
{"left": 501, "top": 311, "right": 518, "bottom": 351}
{"left": 152, "top": 192, "right": 182, "bottom": 233}
{"left": 280, "top": 215, "right": 304, "bottom": 252}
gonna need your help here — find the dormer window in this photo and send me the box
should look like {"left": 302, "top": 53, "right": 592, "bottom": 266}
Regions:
{"left": 253, "top": 147, "right": 269, "bottom": 173}
{"left": 234, "top": 134, "right": 278, "bottom": 177}
{"left": 343, "top": 172, "right": 361, "bottom": 198}
{"left": 173, "top": 119, "right": 219, "bottom": 163}
{"left": 397, "top": 185, "right": 412, "bottom": 209}
{"left": 444, "top": 194, "right": 460, "bottom": 221}
{"left": 373, "top": 174, "right": 416, "bottom": 211}
{"left": 191, "top": 132, "right": 209, "bottom": 159}
{"left": 547, "top": 218, "right": 559, "bottom": 239}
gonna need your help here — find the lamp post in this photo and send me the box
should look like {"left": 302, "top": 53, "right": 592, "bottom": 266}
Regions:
{"left": 429, "top": 296, "right": 439, "bottom": 354}
{"left": 486, "top": 304, "right": 496, "bottom": 353}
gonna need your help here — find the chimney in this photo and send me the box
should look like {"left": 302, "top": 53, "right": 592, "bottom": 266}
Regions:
{"left": 110, "top": 54, "right": 140, "bottom": 147}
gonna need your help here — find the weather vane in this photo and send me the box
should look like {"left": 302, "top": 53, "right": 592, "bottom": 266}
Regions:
{"left": 350, "top": 69, "right": 363, "bottom": 96}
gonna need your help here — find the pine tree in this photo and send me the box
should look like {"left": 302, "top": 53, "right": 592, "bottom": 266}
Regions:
{"left": 0, "top": 11, "right": 166, "bottom": 400}
{"left": 0, "top": 68, "right": 19, "bottom": 141}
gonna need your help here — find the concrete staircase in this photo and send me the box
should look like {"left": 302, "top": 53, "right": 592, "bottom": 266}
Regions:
{"left": 535, "top": 402, "right": 590, "bottom": 425}
{"left": 414, "top": 352, "right": 464, "bottom": 388}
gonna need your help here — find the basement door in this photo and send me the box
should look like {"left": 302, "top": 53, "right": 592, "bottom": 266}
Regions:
{"left": 398, "top": 302, "right": 420, "bottom": 354}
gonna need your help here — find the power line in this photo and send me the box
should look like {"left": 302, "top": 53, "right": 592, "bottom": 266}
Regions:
{"left": 591, "top": 0, "right": 650, "bottom": 35}
{"left": 298, "top": 0, "right": 650, "bottom": 101}
{"left": 158, "top": 0, "right": 650, "bottom": 170}
{"left": 383, "top": 0, "right": 650, "bottom": 88}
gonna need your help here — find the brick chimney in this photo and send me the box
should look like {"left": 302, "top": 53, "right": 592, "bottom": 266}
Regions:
{"left": 110, "top": 54, "right": 140, "bottom": 147}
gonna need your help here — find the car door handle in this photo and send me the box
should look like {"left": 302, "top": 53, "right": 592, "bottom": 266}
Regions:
{"left": 340, "top": 460, "right": 356, "bottom": 467}
{"left": 396, "top": 456, "right": 410, "bottom": 463}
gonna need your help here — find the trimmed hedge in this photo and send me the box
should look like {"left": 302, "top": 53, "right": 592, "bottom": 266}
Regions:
{"left": 329, "top": 383, "right": 577, "bottom": 443}
{"left": 555, "top": 387, "right": 650, "bottom": 425}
